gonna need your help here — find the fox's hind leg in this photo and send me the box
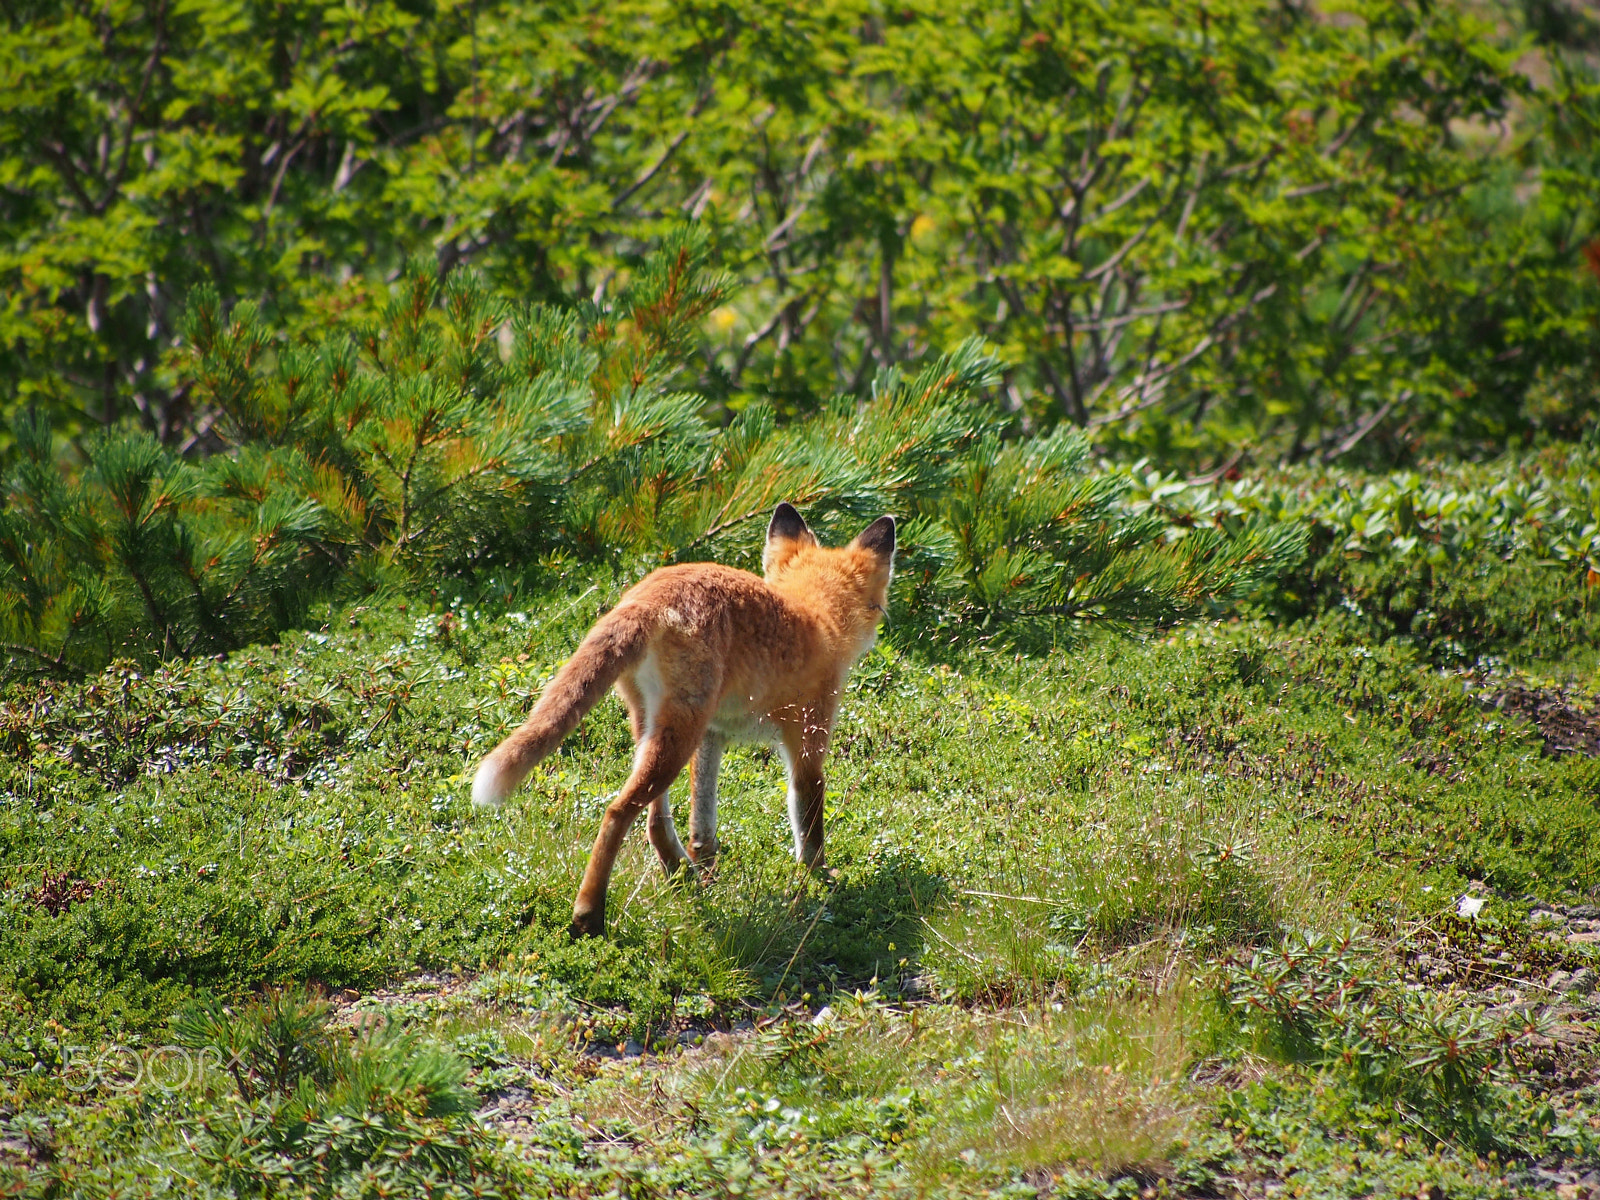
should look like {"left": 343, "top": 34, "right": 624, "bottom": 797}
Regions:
{"left": 645, "top": 730, "right": 723, "bottom": 879}
{"left": 687, "top": 732, "right": 726, "bottom": 867}
{"left": 617, "top": 674, "right": 688, "bottom": 875}
{"left": 646, "top": 790, "right": 689, "bottom": 875}
{"left": 572, "top": 709, "right": 702, "bottom": 937}
{"left": 778, "top": 721, "right": 829, "bottom": 871}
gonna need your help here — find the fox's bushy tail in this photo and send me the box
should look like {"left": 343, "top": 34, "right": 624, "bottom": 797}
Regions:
{"left": 471, "top": 608, "right": 650, "bottom": 806}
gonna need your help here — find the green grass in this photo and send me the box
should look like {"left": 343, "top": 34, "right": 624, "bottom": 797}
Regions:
{"left": 9, "top": 596, "right": 1585, "bottom": 1038}
{"left": 3, "top": 545, "right": 1600, "bottom": 1195}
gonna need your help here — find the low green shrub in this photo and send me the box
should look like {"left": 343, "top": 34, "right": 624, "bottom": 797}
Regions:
{"left": 16, "top": 988, "right": 514, "bottom": 1198}
{"left": 178, "top": 1001, "right": 490, "bottom": 1197}
{"left": 1194, "top": 1070, "right": 1585, "bottom": 1200}
{"left": 2, "top": 236, "right": 1304, "bottom": 675}
{"left": 1220, "top": 928, "right": 1539, "bottom": 1146}
{"left": 1126, "top": 449, "right": 1600, "bottom": 663}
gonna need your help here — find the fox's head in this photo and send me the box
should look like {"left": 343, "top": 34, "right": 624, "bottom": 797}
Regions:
{"left": 763, "top": 502, "right": 895, "bottom": 642}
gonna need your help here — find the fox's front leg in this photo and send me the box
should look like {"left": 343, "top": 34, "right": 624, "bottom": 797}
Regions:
{"left": 779, "top": 742, "right": 828, "bottom": 870}
{"left": 687, "top": 733, "right": 726, "bottom": 867}
{"left": 780, "top": 703, "right": 836, "bottom": 870}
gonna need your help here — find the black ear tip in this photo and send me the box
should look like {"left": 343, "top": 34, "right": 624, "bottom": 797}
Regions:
{"left": 857, "top": 514, "right": 896, "bottom": 556}
{"left": 767, "top": 501, "right": 809, "bottom": 541}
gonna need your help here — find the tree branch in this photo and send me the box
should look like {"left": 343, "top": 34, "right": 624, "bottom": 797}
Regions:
{"left": 1321, "top": 395, "right": 1402, "bottom": 463}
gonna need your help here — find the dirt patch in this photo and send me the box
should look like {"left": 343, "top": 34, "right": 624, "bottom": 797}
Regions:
{"left": 1490, "top": 685, "right": 1600, "bottom": 757}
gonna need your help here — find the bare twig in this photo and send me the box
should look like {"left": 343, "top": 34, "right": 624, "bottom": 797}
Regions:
{"left": 1186, "top": 449, "right": 1245, "bottom": 486}
{"left": 1321, "top": 394, "right": 1402, "bottom": 463}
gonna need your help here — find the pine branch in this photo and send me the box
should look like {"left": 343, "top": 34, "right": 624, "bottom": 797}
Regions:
{"left": 0, "top": 641, "right": 72, "bottom": 675}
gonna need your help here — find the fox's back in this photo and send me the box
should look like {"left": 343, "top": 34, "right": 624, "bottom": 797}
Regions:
{"left": 617, "top": 563, "right": 795, "bottom": 646}
{"left": 613, "top": 563, "right": 844, "bottom": 733}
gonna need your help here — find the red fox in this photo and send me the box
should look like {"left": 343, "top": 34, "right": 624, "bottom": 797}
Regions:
{"left": 471, "top": 503, "right": 895, "bottom": 936}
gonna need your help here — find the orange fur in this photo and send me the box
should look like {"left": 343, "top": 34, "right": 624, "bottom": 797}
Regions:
{"left": 471, "top": 503, "right": 895, "bottom": 936}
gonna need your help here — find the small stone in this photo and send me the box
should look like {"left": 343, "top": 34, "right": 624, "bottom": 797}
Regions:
{"left": 1566, "top": 968, "right": 1595, "bottom": 993}
{"left": 1567, "top": 931, "right": 1600, "bottom": 944}
{"left": 1569, "top": 904, "right": 1600, "bottom": 920}
{"left": 1416, "top": 1185, "right": 1445, "bottom": 1200}
{"left": 622, "top": 1038, "right": 644, "bottom": 1056}
{"left": 1458, "top": 895, "right": 1486, "bottom": 919}
{"left": 1555, "top": 1184, "right": 1588, "bottom": 1200}
{"left": 1550, "top": 970, "right": 1574, "bottom": 991}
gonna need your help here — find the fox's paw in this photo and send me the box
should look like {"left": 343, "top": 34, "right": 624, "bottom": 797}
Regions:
{"left": 688, "top": 838, "right": 719, "bottom": 869}
{"left": 569, "top": 907, "right": 605, "bottom": 939}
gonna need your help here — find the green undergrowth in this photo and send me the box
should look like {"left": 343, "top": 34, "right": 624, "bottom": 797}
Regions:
{"left": 2, "top": 540, "right": 1598, "bottom": 1194}
{"left": 10, "top": 974, "right": 1593, "bottom": 1198}
{"left": 5, "top": 582, "right": 1596, "bottom": 1043}
{"left": 1131, "top": 446, "right": 1600, "bottom": 674}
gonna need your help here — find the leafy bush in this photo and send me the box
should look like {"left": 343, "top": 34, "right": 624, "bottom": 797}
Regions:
{"left": 1221, "top": 928, "right": 1537, "bottom": 1144}
{"left": 912, "top": 429, "right": 1302, "bottom": 649}
{"left": 0, "top": 411, "right": 335, "bottom": 672}
{"left": 1124, "top": 449, "right": 1600, "bottom": 660}
{"left": 1, "top": 238, "right": 1305, "bottom": 673}
{"left": 1130, "top": 448, "right": 1600, "bottom": 575}
{"left": 5, "top": 0, "right": 1597, "bottom": 458}
{"left": 175, "top": 989, "right": 499, "bottom": 1197}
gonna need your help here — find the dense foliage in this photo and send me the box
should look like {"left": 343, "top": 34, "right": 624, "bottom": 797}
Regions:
{"left": 0, "top": 237, "right": 1305, "bottom": 674}
{"left": 1130, "top": 445, "right": 1600, "bottom": 659}
{"left": 3, "top": 0, "right": 1597, "bottom": 461}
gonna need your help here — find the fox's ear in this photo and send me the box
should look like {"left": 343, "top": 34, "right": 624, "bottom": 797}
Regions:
{"left": 764, "top": 502, "right": 817, "bottom": 574}
{"left": 767, "top": 502, "right": 813, "bottom": 545}
{"left": 852, "top": 515, "right": 896, "bottom": 563}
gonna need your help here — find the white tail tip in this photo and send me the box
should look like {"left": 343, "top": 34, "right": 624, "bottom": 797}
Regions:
{"left": 471, "top": 756, "right": 512, "bottom": 808}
